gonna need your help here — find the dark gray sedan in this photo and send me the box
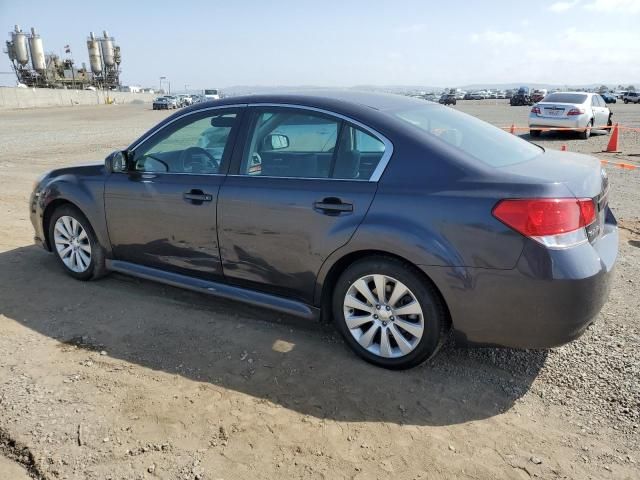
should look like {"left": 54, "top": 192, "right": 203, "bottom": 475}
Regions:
{"left": 30, "top": 91, "right": 617, "bottom": 369}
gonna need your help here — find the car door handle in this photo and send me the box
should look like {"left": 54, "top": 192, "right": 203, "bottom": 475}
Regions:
{"left": 183, "top": 189, "right": 213, "bottom": 203}
{"left": 313, "top": 198, "right": 353, "bottom": 214}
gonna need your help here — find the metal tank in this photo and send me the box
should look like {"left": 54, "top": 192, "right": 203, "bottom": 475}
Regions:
{"left": 100, "top": 30, "right": 115, "bottom": 67}
{"left": 5, "top": 40, "right": 16, "bottom": 62}
{"left": 87, "top": 32, "right": 102, "bottom": 74}
{"left": 28, "top": 27, "right": 46, "bottom": 72}
{"left": 11, "top": 25, "right": 29, "bottom": 66}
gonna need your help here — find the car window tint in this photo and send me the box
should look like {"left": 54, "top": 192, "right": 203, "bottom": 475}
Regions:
{"left": 134, "top": 112, "right": 237, "bottom": 174}
{"left": 241, "top": 110, "right": 339, "bottom": 178}
{"left": 543, "top": 93, "right": 588, "bottom": 103}
{"left": 392, "top": 104, "right": 542, "bottom": 167}
{"left": 333, "top": 125, "right": 386, "bottom": 180}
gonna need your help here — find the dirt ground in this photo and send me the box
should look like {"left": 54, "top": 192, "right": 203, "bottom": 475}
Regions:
{"left": 1, "top": 100, "right": 639, "bottom": 480}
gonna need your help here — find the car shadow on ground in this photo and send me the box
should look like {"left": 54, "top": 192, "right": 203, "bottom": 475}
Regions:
{"left": 518, "top": 131, "right": 609, "bottom": 142}
{"left": 0, "top": 245, "right": 548, "bottom": 427}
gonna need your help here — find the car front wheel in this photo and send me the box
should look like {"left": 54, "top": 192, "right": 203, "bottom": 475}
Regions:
{"left": 48, "top": 205, "right": 106, "bottom": 281}
{"left": 332, "top": 256, "right": 447, "bottom": 369}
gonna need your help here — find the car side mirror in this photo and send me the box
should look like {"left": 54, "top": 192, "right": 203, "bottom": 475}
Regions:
{"left": 105, "top": 150, "right": 128, "bottom": 173}
{"left": 264, "top": 133, "right": 289, "bottom": 150}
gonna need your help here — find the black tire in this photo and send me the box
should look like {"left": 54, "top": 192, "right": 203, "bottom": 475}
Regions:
{"left": 624, "top": 99, "right": 628, "bottom": 104}
{"left": 530, "top": 129, "right": 542, "bottom": 138}
{"left": 332, "top": 256, "right": 448, "bottom": 370}
{"left": 48, "top": 204, "right": 107, "bottom": 281}
{"left": 579, "top": 119, "right": 593, "bottom": 140}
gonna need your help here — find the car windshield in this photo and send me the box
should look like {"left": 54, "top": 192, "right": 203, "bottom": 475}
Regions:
{"left": 390, "top": 104, "right": 543, "bottom": 167}
{"left": 543, "top": 93, "right": 588, "bottom": 103}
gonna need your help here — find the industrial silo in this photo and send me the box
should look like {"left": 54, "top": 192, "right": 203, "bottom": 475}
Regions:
{"left": 100, "top": 30, "right": 115, "bottom": 67}
{"left": 28, "top": 27, "right": 46, "bottom": 72}
{"left": 87, "top": 32, "right": 102, "bottom": 74}
{"left": 11, "top": 25, "right": 29, "bottom": 66}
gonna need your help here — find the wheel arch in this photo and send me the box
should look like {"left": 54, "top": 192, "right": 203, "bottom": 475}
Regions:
{"left": 317, "top": 249, "right": 452, "bottom": 331}
{"left": 42, "top": 197, "right": 104, "bottom": 253}
{"left": 42, "top": 199, "right": 77, "bottom": 251}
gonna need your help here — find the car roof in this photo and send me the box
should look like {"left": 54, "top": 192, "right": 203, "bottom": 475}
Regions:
{"left": 192, "top": 90, "right": 431, "bottom": 113}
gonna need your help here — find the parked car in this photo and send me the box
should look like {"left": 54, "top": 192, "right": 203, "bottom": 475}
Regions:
{"left": 164, "top": 96, "right": 179, "bottom": 109}
{"left": 623, "top": 91, "right": 640, "bottom": 104}
{"left": 439, "top": 94, "right": 457, "bottom": 105}
{"left": 469, "top": 92, "right": 486, "bottom": 100}
{"left": 531, "top": 89, "right": 547, "bottom": 103}
{"left": 510, "top": 87, "right": 532, "bottom": 106}
{"left": 30, "top": 91, "right": 617, "bottom": 369}
{"left": 601, "top": 93, "right": 617, "bottom": 104}
{"left": 204, "top": 88, "right": 221, "bottom": 100}
{"left": 152, "top": 97, "right": 170, "bottom": 110}
{"left": 177, "top": 95, "right": 193, "bottom": 107}
{"left": 529, "top": 92, "right": 612, "bottom": 139}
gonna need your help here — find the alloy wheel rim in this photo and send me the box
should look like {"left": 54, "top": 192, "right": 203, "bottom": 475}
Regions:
{"left": 54, "top": 216, "right": 91, "bottom": 273}
{"left": 343, "top": 274, "right": 424, "bottom": 359}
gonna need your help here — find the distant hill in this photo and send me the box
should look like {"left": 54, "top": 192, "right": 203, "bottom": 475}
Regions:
{"left": 223, "top": 83, "right": 638, "bottom": 96}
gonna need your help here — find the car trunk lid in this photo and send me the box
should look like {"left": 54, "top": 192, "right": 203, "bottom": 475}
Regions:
{"left": 535, "top": 102, "right": 578, "bottom": 118}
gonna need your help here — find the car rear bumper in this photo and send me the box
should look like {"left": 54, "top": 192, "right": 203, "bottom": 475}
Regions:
{"left": 529, "top": 114, "right": 590, "bottom": 129}
{"left": 421, "top": 209, "right": 618, "bottom": 349}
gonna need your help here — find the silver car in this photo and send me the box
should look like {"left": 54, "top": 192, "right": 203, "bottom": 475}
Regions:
{"left": 529, "top": 92, "right": 612, "bottom": 139}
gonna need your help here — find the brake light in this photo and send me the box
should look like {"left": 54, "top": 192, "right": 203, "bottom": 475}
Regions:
{"left": 493, "top": 198, "right": 596, "bottom": 247}
{"left": 567, "top": 108, "right": 585, "bottom": 116}
{"left": 531, "top": 106, "right": 541, "bottom": 114}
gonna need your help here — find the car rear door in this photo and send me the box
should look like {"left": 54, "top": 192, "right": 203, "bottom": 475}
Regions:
{"left": 217, "top": 106, "right": 391, "bottom": 303}
{"left": 104, "top": 106, "right": 244, "bottom": 280}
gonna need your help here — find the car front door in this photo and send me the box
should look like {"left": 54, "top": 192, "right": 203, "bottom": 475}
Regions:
{"left": 217, "top": 106, "right": 390, "bottom": 303}
{"left": 591, "top": 95, "right": 607, "bottom": 127}
{"left": 104, "top": 107, "right": 243, "bottom": 280}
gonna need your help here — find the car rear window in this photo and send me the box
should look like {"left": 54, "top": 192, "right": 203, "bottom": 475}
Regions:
{"left": 390, "top": 104, "right": 542, "bottom": 167}
{"left": 542, "top": 93, "right": 588, "bottom": 103}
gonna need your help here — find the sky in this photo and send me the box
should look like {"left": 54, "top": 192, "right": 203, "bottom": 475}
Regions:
{"left": 1, "top": 0, "right": 639, "bottom": 90}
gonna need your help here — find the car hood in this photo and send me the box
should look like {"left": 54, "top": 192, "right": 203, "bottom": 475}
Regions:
{"left": 40, "top": 163, "right": 106, "bottom": 186}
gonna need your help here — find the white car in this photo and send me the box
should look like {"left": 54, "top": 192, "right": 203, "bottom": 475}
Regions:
{"left": 528, "top": 92, "right": 612, "bottom": 139}
{"left": 203, "top": 88, "right": 221, "bottom": 100}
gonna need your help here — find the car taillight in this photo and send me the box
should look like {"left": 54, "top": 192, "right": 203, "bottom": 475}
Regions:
{"left": 493, "top": 198, "right": 596, "bottom": 248}
{"left": 567, "top": 108, "right": 585, "bottom": 116}
{"left": 531, "top": 106, "right": 541, "bottom": 114}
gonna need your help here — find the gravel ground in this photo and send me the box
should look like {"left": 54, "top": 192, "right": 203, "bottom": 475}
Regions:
{"left": 0, "top": 100, "right": 639, "bottom": 480}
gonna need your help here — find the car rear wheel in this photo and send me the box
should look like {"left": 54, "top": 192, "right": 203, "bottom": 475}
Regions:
{"left": 580, "top": 119, "right": 593, "bottom": 140}
{"left": 48, "top": 205, "right": 106, "bottom": 281}
{"left": 332, "top": 256, "right": 447, "bottom": 369}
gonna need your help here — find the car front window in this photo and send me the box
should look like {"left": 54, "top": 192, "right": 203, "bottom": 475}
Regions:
{"left": 133, "top": 111, "right": 238, "bottom": 174}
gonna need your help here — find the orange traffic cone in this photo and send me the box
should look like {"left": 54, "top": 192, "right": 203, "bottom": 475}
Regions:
{"left": 509, "top": 124, "right": 515, "bottom": 134}
{"left": 561, "top": 144, "right": 568, "bottom": 151}
{"left": 603, "top": 123, "right": 621, "bottom": 153}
